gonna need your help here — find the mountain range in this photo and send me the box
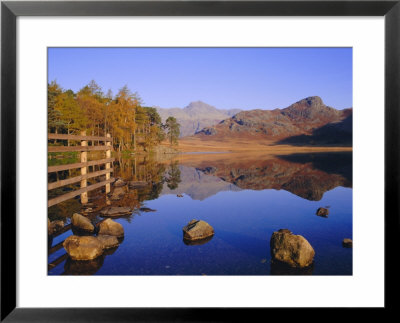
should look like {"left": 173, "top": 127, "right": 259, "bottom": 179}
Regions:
{"left": 194, "top": 96, "right": 352, "bottom": 146}
{"left": 156, "top": 96, "right": 352, "bottom": 146}
{"left": 156, "top": 101, "right": 241, "bottom": 137}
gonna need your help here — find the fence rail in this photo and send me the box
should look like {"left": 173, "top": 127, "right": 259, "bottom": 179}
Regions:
{"left": 48, "top": 158, "right": 115, "bottom": 173}
{"left": 48, "top": 133, "right": 113, "bottom": 142}
{"left": 48, "top": 132, "right": 113, "bottom": 207}
{"left": 48, "top": 145, "right": 110, "bottom": 153}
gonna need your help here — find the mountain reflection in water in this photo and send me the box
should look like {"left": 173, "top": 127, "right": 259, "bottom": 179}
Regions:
{"left": 165, "top": 151, "right": 352, "bottom": 201}
{"left": 48, "top": 151, "right": 352, "bottom": 276}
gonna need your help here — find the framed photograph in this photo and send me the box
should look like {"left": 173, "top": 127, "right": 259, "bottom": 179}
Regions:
{"left": 1, "top": 0, "right": 398, "bottom": 320}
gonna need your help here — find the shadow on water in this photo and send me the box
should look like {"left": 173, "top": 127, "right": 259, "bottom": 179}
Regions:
{"left": 270, "top": 260, "right": 314, "bottom": 275}
{"left": 63, "top": 256, "right": 105, "bottom": 275}
{"left": 277, "top": 151, "right": 352, "bottom": 182}
{"left": 183, "top": 235, "right": 214, "bottom": 246}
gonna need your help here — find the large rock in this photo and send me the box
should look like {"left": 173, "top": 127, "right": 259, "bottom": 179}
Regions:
{"left": 71, "top": 213, "right": 94, "bottom": 232}
{"left": 270, "top": 229, "right": 315, "bottom": 268}
{"left": 63, "top": 235, "right": 103, "bottom": 261}
{"left": 100, "top": 206, "right": 132, "bottom": 217}
{"left": 98, "top": 218, "right": 124, "bottom": 238}
{"left": 182, "top": 219, "right": 214, "bottom": 241}
{"left": 97, "top": 235, "right": 120, "bottom": 249}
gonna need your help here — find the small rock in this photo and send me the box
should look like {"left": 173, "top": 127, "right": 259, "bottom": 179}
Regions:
{"left": 316, "top": 207, "right": 329, "bottom": 217}
{"left": 270, "top": 229, "right": 315, "bottom": 268}
{"left": 114, "top": 178, "right": 126, "bottom": 187}
{"left": 97, "top": 235, "right": 120, "bottom": 249}
{"left": 342, "top": 238, "right": 353, "bottom": 248}
{"left": 48, "top": 220, "right": 64, "bottom": 235}
{"left": 100, "top": 206, "right": 132, "bottom": 217}
{"left": 63, "top": 235, "right": 104, "bottom": 261}
{"left": 71, "top": 213, "right": 94, "bottom": 232}
{"left": 98, "top": 218, "right": 124, "bottom": 238}
{"left": 177, "top": 194, "right": 184, "bottom": 197}
{"left": 183, "top": 219, "right": 214, "bottom": 241}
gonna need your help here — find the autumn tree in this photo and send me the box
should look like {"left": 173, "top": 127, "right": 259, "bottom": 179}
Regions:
{"left": 165, "top": 116, "right": 180, "bottom": 145}
{"left": 48, "top": 80, "right": 165, "bottom": 153}
{"left": 47, "top": 81, "right": 65, "bottom": 133}
{"left": 108, "top": 86, "right": 138, "bottom": 151}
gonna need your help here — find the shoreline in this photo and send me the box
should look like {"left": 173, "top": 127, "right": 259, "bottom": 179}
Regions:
{"left": 170, "top": 138, "right": 353, "bottom": 154}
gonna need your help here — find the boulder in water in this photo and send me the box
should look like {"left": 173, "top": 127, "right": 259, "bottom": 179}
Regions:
{"left": 270, "top": 229, "right": 315, "bottom": 268}
{"left": 98, "top": 218, "right": 124, "bottom": 238}
{"left": 183, "top": 219, "right": 214, "bottom": 241}
{"left": 63, "top": 235, "right": 104, "bottom": 261}
{"left": 71, "top": 213, "right": 94, "bottom": 232}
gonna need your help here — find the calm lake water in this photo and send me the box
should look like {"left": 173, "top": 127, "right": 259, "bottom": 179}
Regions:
{"left": 48, "top": 151, "right": 352, "bottom": 275}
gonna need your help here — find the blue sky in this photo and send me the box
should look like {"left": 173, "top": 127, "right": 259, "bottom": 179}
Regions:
{"left": 48, "top": 48, "right": 352, "bottom": 110}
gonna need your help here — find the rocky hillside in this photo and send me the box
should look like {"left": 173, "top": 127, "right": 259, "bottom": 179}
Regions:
{"left": 156, "top": 101, "right": 241, "bottom": 137}
{"left": 195, "top": 96, "right": 352, "bottom": 145}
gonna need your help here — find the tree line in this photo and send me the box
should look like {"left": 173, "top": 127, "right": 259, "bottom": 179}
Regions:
{"left": 48, "top": 80, "right": 180, "bottom": 151}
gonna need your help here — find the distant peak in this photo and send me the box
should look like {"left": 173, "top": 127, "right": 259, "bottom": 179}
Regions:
{"left": 297, "top": 96, "right": 324, "bottom": 107}
{"left": 186, "top": 100, "right": 213, "bottom": 108}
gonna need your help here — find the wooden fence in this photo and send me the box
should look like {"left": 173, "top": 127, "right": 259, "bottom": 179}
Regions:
{"left": 48, "top": 132, "right": 114, "bottom": 207}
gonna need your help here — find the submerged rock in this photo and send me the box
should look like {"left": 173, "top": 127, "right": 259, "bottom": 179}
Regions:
{"left": 182, "top": 219, "right": 214, "bottom": 241}
{"left": 63, "top": 235, "right": 103, "bottom": 261}
{"left": 128, "top": 181, "right": 148, "bottom": 189}
{"left": 139, "top": 207, "right": 156, "bottom": 213}
{"left": 97, "top": 235, "right": 120, "bottom": 249}
{"left": 98, "top": 218, "right": 124, "bottom": 238}
{"left": 342, "top": 238, "right": 353, "bottom": 248}
{"left": 270, "top": 229, "right": 315, "bottom": 268}
{"left": 100, "top": 206, "right": 132, "bottom": 217}
{"left": 316, "top": 207, "right": 329, "bottom": 217}
{"left": 114, "top": 178, "right": 126, "bottom": 187}
{"left": 71, "top": 213, "right": 94, "bottom": 232}
{"left": 110, "top": 186, "right": 126, "bottom": 201}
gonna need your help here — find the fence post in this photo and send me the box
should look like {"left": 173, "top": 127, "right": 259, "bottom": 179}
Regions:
{"left": 80, "top": 131, "right": 88, "bottom": 204}
{"left": 105, "top": 133, "right": 111, "bottom": 194}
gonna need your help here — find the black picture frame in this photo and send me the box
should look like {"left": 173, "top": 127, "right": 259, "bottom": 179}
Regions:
{"left": 1, "top": 0, "right": 398, "bottom": 321}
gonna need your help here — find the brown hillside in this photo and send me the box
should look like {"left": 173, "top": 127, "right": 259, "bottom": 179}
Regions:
{"left": 193, "top": 96, "right": 352, "bottom": 145}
